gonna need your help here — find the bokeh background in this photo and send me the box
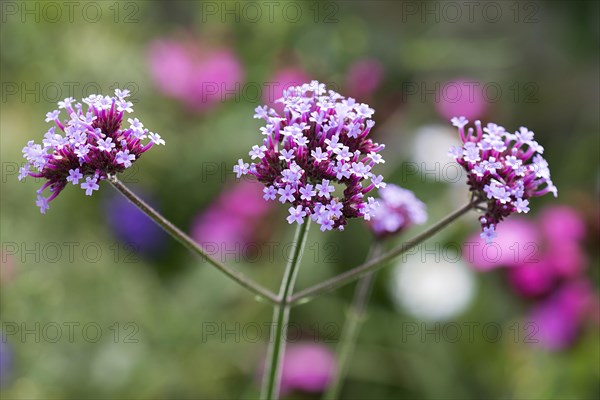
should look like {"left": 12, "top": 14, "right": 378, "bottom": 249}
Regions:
{"left": 1, "top": 1, "right": 599, "bottom": 399}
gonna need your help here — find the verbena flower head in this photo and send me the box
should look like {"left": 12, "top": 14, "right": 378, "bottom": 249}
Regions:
{"left": 20, "top": 90, "right": 165, "bottom": 213}
{"left": 234, "top": 81, "right": 387, "bottom": 232}
{"left": 368, "top": 184, "right": 427, "bottom": 239}
{"left": 448, "top": 116, "right": 557, "bottom": 242}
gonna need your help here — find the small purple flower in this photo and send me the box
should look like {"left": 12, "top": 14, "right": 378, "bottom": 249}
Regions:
{"left": 278, "top": 185, "right": 296, "bottom": 204}
{"left": 35, "top": 195, "right": 50, "bottom": 214}
{"left": 148, "top": 132, "right": 165, "bottom": 146}
{"left": 234, "top": 159, "right": 249, "bottom": 178}
{"left": 234, "top": 81, "right": 386, "bottom": 231}
{"left": 287, "top": 205, "right": 307, "bottom": 224}
{"left": 97, "top": 137, "right": 116, "bottom": 152}
{"left": 480, "top": 225, "right": 497, "bottom": 244}
{"left": 515, "top": 198, "right": 530, "bottom": 213}
{"left": 66, "top": 168, "right": 83, "bottom": 185}
{"left": 368, "top": 184, "right": 427, "bottom": 238}
{"left": 115, "top": 149, "right": 136, "bottom": 168}
{"left": 299, "top": 184, "right": 316, "bottom": 201}
{"left": 448, "top": 117, "right": 556, "bottom": 239}
{"left": 81, "top": 176, "right": 99, "bottom": 196}
{"left": 19, "top": 90, "right": 164, "bottom": 213}
{"left": 263, "top": 185, "right": 277, "bottom": 201}
{"left": 315, "top": 179, "right": 334, "bottom": 200}
{"left": 45, "top": 109, "right": 60, "bottom": 122}
{"left": 249, "top": 145, "right": 266, "bottom": 160}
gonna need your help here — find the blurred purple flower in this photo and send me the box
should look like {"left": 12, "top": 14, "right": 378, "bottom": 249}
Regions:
{"left": 464, "top": 203, "right": 597, "bottom": 350}
{"left": 264, "top": 67, "right": 310, "bottom": 112}
{"left": 148, "top": 38, "right": 244, "bottom": 112}
{"left": 538, "top": 205, "right": 588, "bottom": 279}
{"left": 436, "top": 79, "right": 487, "bottom": 121}
{"left": 191, "top": 180, "right": 271, "bottom": 259}
{"left": 464, "top": 204, "right": 588, "bottom": 297}
{"left": 464, "top": 218, "right": 540, "bottom": 272}
{"left": 0, "top": 337, "right": 12, "bottom": 387}
{"left": 368, "top": 184, "right": 427, "bottom": 239}
{"left": 104, "top": 189, "right": 167, "bottom": 258}
{"left": 527, "top": 280, "right": 595, "bottom": 350}
{"left": 539, "top": 205, "right": 586, "bottom": 243}
{"left": 345, "top": 58, "right": 384, "bottom": 100}
{"left": 279, "top": 343, "right": 337, "bottom": 396}
{"left": 507, "top": 256, "right": 557, "bottom": 298}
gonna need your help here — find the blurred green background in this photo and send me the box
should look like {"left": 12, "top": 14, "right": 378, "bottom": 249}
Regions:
{"left": 1, "top": 1, "right": 599, "bottom": 399}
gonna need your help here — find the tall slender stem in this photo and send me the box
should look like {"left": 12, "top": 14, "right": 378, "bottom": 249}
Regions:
{"left": 261, "top": 220, "right": 311, "bottom": 400}
{"left": 290, "top": 200, "right": 477, "bottom": 306}
{"left": 324, "top": 243, "right": 383, "bottom": 400}
{"left": 107, "top": 175, "right": 279, "bottom": 305}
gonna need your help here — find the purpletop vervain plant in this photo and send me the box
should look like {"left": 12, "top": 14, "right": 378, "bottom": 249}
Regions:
{"left": 19, "top": 90, "right": 165, "bottom": 213}
{"left": 448, "top": 116, "right": 557, "bottom": 243}
{"left": 234, "top": 81, "right": 386, "bottom": 232}
{"left": 368, "top": 184, "right": 428, "bottom": 239}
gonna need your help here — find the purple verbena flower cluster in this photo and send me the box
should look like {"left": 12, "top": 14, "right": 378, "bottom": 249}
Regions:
{"left": 20, "top": 89, "right": 165, "bottom": 213}
{"left": 368, "top": 184, "right": 427, "bottom": 239}
{"left": 448, "top": 116, "right": 557, "bottom": 242}
{"left": 234, "top": 81, "right": 386, "bottom": 232}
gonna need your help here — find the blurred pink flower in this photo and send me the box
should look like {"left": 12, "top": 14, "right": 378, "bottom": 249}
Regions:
{"left": 264, "top": 68, "right": 310, "bottom": 111}
{"left": 279, "top": 343, "right": 337, "bottom": 395}
{"left": 148, "top": 38, "right": 244, "bottom": 112}
{"left": 463, "top": 218, "right": 540, "bottom": 271}
{"left": 545, "top": 240, "right": 587, "bottom": 279}
{"left": 539, "top": 205, "right": 586, "bottom": 244}
{"left": 465, "top": 204, "right": 590, "bottom": 298}
{"left": 191, "top": 180, "right": 270, "bottom": 259}
{"left": 367, "top": 184, "right": 427, "bottom": 239}
{"left": 507, "top": 256, "right": 557, "bottom": 297}
{"left": 345, "top": 58, "right": 384, "bottom": 100}
{"left": 527, "top": 280, "right": 595, "bottom": 350}
{"left": 436, "top": 79, "right": 487, "bottom": 120}
{"left": 464, "top": 203, "right": 597, "bottom": 350}
{"left": 0, "top": 253, "right": 16, "bottom": 284}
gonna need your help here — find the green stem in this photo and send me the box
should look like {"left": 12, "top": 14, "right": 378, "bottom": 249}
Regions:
{"left": 290, "top": 200, "right": 478, "bottom": 306}
{"left": 261, "top": 220, "right": 311, "bottom": 400}
{"left": 324, "top": 243, "right": 383, "bottom": 400}
{"left": 107, "top": 175, "right": 279, "bottom": 305}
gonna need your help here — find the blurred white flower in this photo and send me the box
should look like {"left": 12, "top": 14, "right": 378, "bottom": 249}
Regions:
{"left": 390, "top": 249, "right": 476, "bottom": 321}
{"left": 411, "top": 124, "right": 462, "bottom": 184}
